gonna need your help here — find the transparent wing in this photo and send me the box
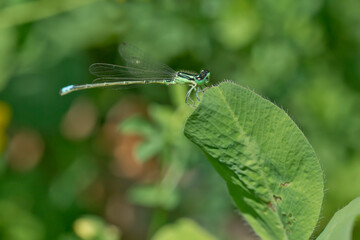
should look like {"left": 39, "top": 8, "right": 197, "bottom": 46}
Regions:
{"left": 89, "top": 63, "right": 177, "bottom": 83}
{"left": 118, "top": 42, "right": 176, "bottom": 76}
{"left": 88, "top": 43, "right": 177, "bottom": 84}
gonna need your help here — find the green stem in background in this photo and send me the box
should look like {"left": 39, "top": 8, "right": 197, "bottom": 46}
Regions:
{"left": 148, "top": 208, "right": 168, "bottom": 239}
{"left": 144, "top": 85, "right": 194, "bottom": 236}
{"left": 157, "top": 85, "right": 193, "bottom": 196}
{"left": 0, "top": 0, "right": 99, "bottom": 30}
{"left": 161, "top": 85, "right": 194, "bottom": 189}
{"left": 160, "top": 157, "right": 186, "bottom": 194}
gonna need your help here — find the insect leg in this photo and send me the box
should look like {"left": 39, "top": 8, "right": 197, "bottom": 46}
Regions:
{"left": 185, "top": 84, "right": 196, "bottom": 106}
{"left": 196, "top": 86, "right": 200, "bottom": 101}
{"left": 200, "top": 86, "right": 210, "bottom": 93}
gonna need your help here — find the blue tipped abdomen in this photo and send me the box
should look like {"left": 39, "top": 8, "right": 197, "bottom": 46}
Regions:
{"left": 60, "top": 85, "right": 74, "bottom": 96}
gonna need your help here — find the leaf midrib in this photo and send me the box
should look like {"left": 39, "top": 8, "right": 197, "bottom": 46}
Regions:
{"left": 215, "top": 86, "right": 289, "bottom": 240}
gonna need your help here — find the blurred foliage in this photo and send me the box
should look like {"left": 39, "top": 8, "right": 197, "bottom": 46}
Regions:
{"left": 73, "top": 215, "right": 120, "bottom": 240}
{"left": 0, "top": 0, "right": 359, "bottom": 239}
{"left": 151, "top": 218, "right": 217, "bottom": 240}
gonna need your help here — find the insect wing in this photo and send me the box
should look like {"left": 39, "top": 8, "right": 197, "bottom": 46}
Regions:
{"left": 118, "top": 42, "right": 176, "bottom": 76}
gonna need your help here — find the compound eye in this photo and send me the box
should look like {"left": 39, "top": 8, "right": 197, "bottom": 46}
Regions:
{"left": 202, "top": 70, "right": 210, "bottom": 77}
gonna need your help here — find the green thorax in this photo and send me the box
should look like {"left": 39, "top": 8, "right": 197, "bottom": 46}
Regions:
{"left": 175, "top": 70, "right": 210, "bottom": 86}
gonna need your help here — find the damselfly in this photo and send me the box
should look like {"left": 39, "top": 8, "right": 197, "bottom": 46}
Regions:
{"left": 60, "top": 43, "right": 210, "bottom": 106}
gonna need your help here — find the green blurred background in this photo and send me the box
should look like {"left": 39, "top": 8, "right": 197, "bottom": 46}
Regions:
{"left": 0, "top": 0, "right": 360, "bottom": 239}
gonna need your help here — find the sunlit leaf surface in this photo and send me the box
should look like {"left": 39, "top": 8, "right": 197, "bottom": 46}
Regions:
{"left": 185, "top": 82, "right": 324, "bottom": 240}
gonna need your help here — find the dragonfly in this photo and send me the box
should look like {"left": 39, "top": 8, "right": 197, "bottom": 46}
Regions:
{"left": 59, "top": 42, "right": 210, "bottom": 106}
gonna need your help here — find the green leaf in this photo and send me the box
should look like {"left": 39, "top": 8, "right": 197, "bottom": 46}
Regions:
{"left": 317, "top": 196, "right": 360, "bottom": 240}
{"left": 151, "top": 218, "right": 217, "bottom": 240}
{"left": 135, "top": 135, "right": 164, "bottom": 162}
{"left": 127, "top": 184, "right": 179, "bottom": 210}
{"left": 120, "top": 116, "right": 156, "bottom": 137}
{"left": 184, "top": 82, "right": 324, "bottom": 240}
{"left": 120, "top": 116, "right": 164, "bottom": 162}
